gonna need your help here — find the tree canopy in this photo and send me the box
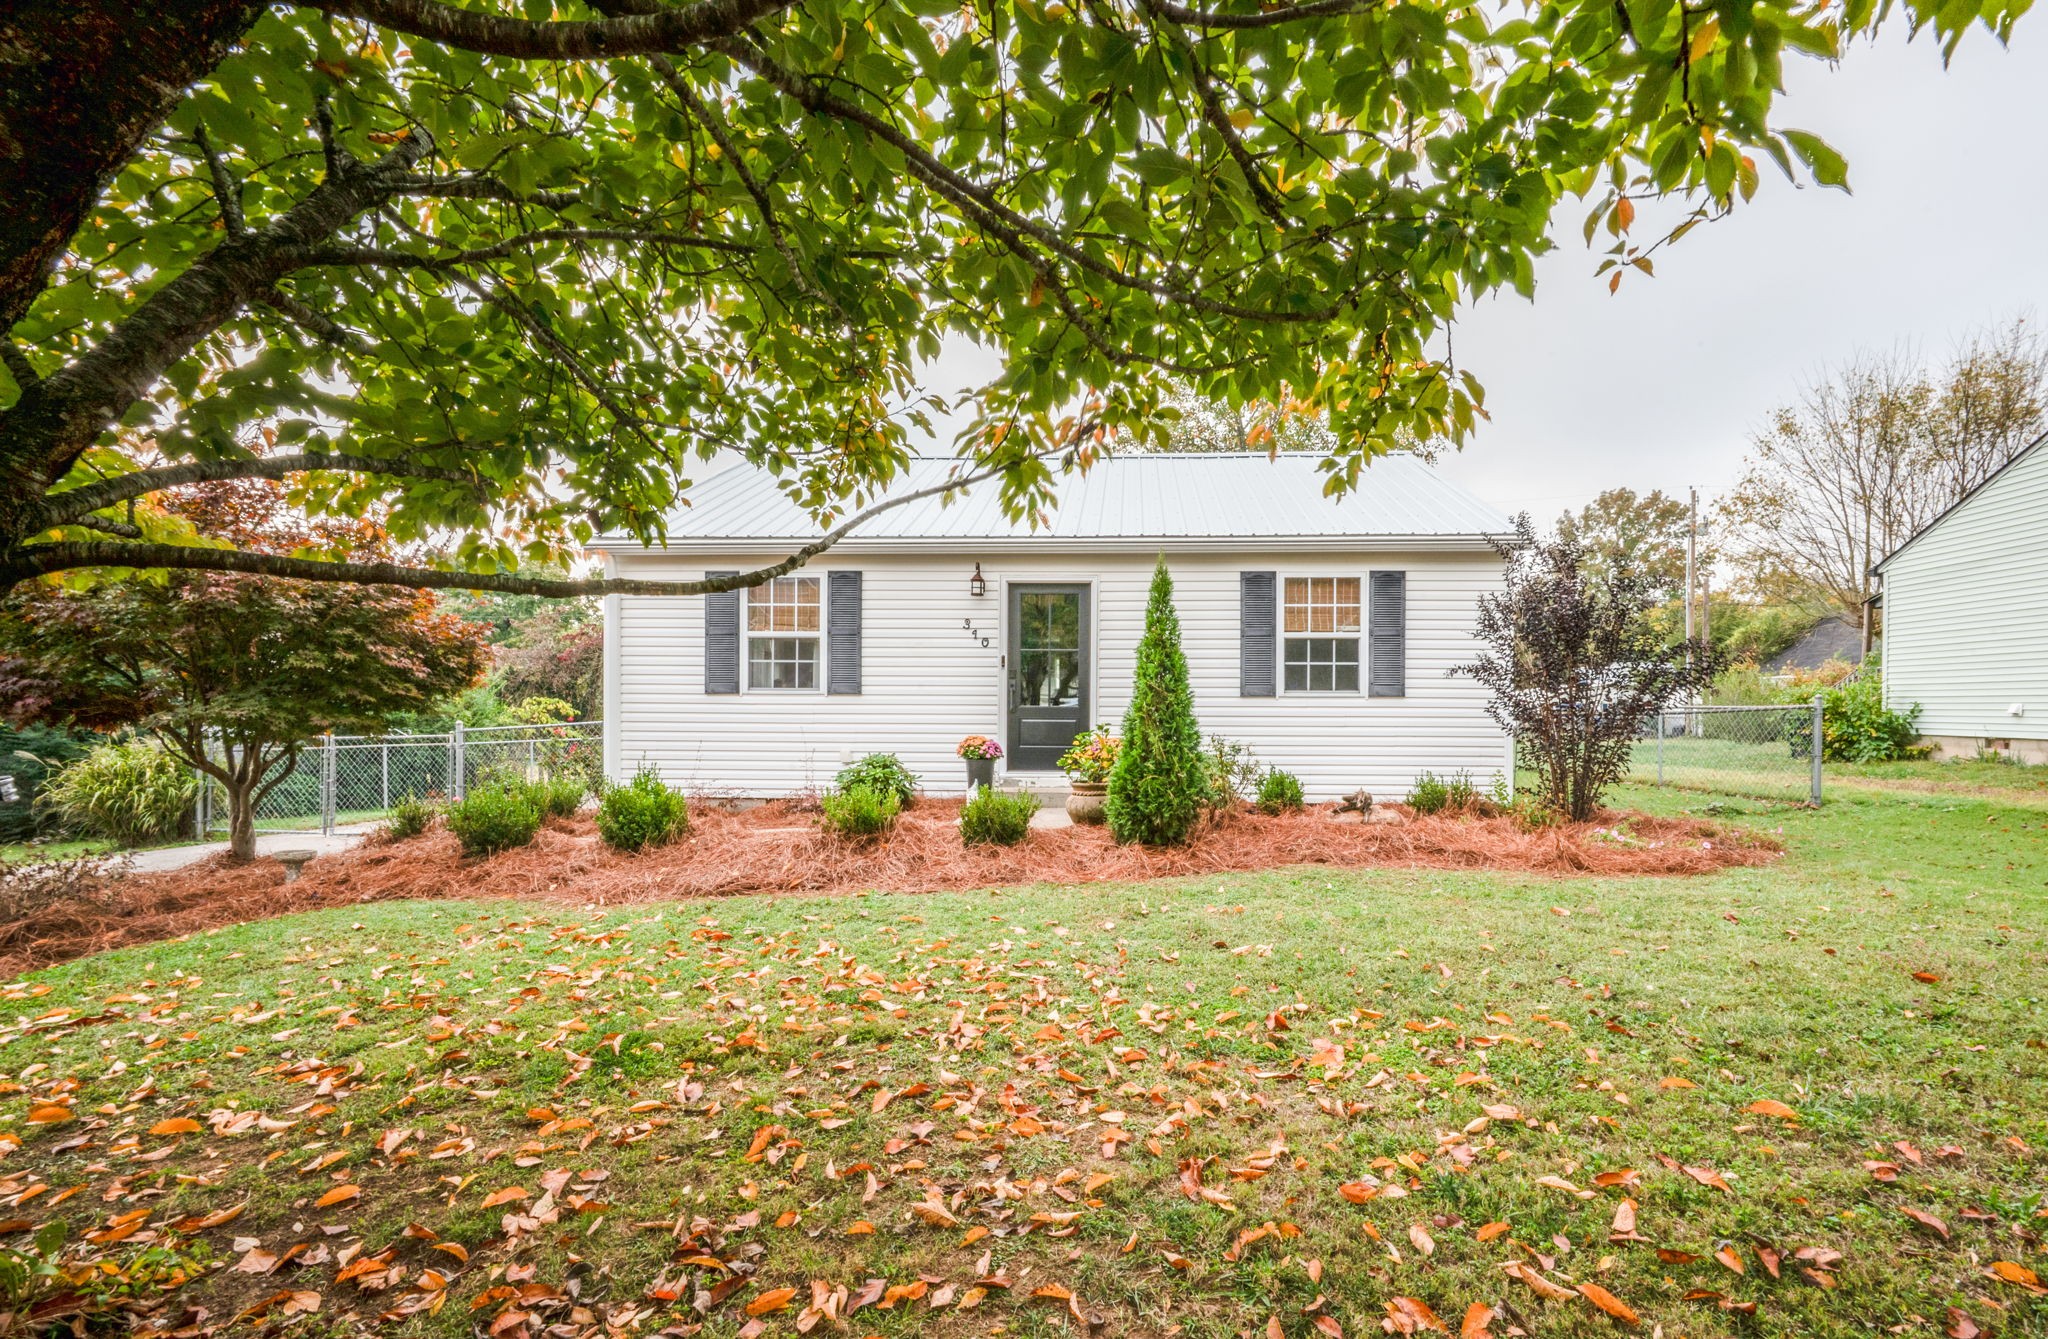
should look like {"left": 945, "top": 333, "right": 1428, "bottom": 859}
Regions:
{"left": 0, "top": 0, "right": 2029, "bottom": 599}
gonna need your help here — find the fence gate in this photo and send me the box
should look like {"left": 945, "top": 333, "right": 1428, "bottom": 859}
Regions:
{"left": 1629, "top": 700, "right": 1825, "bottom": 804}
{"left": 195, "top": 722, "right": 604, "bottom": 838}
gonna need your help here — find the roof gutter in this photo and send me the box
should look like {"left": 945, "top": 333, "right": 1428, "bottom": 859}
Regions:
{"left": 589, "top": 533, "right": 1516, "bottom": 559}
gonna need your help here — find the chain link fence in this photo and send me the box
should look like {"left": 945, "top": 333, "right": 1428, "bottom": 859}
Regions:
{"left": 196, "top": 722, "right": 604, "bottom": 836}
{"left": 1628, "top": 700, "right": 1824, "bottom": 804}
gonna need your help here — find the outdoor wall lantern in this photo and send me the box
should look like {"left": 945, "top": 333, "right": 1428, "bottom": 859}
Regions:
{"left": 969, "top": 562, "right": 988, "bottom": 598}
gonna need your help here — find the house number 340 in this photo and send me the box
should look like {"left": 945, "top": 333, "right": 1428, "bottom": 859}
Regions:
{"left": 962, "top": 618, "right": 990, "bottom": 648}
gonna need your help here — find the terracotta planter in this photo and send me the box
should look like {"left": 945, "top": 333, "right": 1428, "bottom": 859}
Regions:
{"left": 964, "top": 757, "right": 996, "bottom": 792}
{"left": 1065, "top": 780, "right": 1108, "bottom": 825}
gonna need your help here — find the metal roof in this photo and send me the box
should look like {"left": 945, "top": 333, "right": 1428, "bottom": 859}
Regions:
{"left": 599, "top": 453, "right": 1512, "bottom": 549}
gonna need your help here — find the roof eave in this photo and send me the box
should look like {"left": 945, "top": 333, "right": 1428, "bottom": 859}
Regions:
{"left": 590, "top": 532, "right": 1513, "bottom": 557}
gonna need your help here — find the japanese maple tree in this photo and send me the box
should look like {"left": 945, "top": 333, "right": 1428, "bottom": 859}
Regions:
{"left": 0, "top": 483, "right": 489, "bottom": 858}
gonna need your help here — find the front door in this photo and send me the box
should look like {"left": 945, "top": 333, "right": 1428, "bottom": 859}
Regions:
{"left": 1008, "top": 584, "right": 1090, "bottom": 771}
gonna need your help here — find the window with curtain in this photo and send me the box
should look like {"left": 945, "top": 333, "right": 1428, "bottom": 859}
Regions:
{"left": 746, "top": 576, "right": 821, "bottom": 689}
{"left": 1282, "top": 576, "right": 1361, "bottom": 692}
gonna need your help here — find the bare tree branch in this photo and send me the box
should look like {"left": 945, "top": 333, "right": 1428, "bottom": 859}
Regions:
{"left": 312, "top": 0, "right": 794, "bottom": 60}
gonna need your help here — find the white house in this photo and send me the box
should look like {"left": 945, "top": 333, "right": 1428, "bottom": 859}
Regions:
{"left": 1874, "top": 432, "right": 2048, "bottom": 763}
{"left": 591, "top": 453, "right": 1515, "bottom": 799}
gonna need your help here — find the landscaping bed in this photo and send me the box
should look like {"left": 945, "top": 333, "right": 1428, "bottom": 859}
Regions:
{"left": 0, "top": 801, "right": 1776, "bottom": 978}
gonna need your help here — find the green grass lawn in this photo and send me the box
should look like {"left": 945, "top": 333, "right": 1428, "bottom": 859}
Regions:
{"left": 4, "top": 784, "right": 2046, "bottom": 1337}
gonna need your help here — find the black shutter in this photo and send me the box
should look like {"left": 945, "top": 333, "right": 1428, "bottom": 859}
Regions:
{"left": 1240, "top": 571, "right": 1277, "bottom": 696}
{"left": 705, "top": 571, "right": 740, "bottom": 695}
{"left": 827, "top": 570, "right": 862, "bottom": 694}
{"left": 1369, "top": 570, "right": 1406, "bottom": 698}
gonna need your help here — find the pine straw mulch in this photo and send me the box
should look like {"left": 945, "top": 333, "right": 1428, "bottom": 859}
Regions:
{"left": 0, "top": 800, "right": 1779, "bottom": 978}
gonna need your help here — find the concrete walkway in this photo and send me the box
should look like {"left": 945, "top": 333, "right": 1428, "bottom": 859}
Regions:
{"left": 125, "top": 828, "right": 371, "bottom": 874}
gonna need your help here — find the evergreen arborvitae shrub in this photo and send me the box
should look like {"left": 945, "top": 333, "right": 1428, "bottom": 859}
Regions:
{"left": 1105, "top": 557, "right": 1208, "bottom": 846}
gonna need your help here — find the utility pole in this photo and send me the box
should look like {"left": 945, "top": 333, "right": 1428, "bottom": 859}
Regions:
{"left": 1685, "top": 488, "right": 1699, "bottom": 731}
{"left": 1685, "top": 487, "right": 1697, "bottom": 646}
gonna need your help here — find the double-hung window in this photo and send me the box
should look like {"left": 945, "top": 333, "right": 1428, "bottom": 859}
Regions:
{"left": 1282, "top": 576, "right": 1361, "bottom": 692}
{"left": 746, "top": 576, "right": 822, "bottom": 689}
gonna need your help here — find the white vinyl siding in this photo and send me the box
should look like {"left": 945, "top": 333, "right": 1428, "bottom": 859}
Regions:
{"left": 1880, "top": 440, "right": 2048, "bottom": 744}
{"left": 606, "top": 549, "right": 1510, "bottom": 799}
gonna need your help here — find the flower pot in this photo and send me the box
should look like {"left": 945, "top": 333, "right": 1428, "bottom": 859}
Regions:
{"left": 1065, "top": 780, "right": 1108, "bottom": 825}
{"left": 964, "top": 757, "right": 996, "bottom": 792}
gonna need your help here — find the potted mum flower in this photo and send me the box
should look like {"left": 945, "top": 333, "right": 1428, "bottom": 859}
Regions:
{"left": 956, "top": 735, "right": 1002, "bottom": 791}
{"left": 1055, "top": 726, "right": 1120, "bottom": 824}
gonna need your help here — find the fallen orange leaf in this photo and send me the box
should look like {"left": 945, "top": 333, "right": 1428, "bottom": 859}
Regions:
{"left": 315, "top": 1185, "right": 360, "bottom": 1208}
{"left": 1578, "top": 1282, "right": 1640, "bottom": 1325}
{"left": 745, "top": 1287, "right": 797, "bottom": 1316}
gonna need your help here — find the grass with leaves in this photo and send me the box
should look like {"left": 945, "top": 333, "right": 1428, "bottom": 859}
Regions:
{"left": 2, "top": 783, "right": 2044, "bottom": 1338}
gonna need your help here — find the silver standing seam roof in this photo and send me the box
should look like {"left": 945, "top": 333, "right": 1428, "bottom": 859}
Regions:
{"left": 597, "top": 453, "right": 1512, "bottom": 549}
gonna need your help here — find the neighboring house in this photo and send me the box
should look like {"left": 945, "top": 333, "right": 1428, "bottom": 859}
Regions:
{"left": 591, "top": 453, "right": 1515, "bottom": 799}
{"left": 1762, "top": 615, "right": 1864, "bottom": 677}
{"left": 1874, "top": 432, "right": 2048, "bottom": 763}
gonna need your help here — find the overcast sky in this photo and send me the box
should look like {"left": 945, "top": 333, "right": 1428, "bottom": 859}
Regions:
{"left": 916, "top": 22, "right": 2047, "bottom": 527}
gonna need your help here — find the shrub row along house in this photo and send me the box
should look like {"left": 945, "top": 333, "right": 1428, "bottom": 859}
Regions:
{"left": 592, "top": 454, "right": 1514, "bottom": 799}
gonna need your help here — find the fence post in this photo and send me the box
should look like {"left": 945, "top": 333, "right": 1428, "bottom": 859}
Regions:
{"left": 194, "top": 763, "right": 207, "bottom": 840}
{"left": 1655, "top": 710, "right": 1664, "bottom": 785}
{"left": 381, "top": 740, "right": 390, "bottom": 812}
{"left": 452, "top": 722, "right": 467, "bottom": 801}
{"left": 321, "top": 733, "right": 337, "bottom": 834}
{"left": 1810, "top": 694, "right": 1824, "bottom": 806}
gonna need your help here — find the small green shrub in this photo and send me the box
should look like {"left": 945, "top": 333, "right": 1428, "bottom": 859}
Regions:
{"left": 385, "top": 792, "right": 436, "bottom": 840}
{"left": 1203, "top": 734, "right": 1263, "bottom": 808}
{"left": 444, "top": 782, "right": 542, "bottom": 856}
{"left": 820, "top": 785, "right": 900, "bottom": 840}
{"left": 834, "top": 753, "right": 917, "bottom": 808}
{"left": 39, "top": 740, "right": 195, "bottom": 847}
{"left": 596, "top": 767, "right": 689, "bottom": 852}
{"left": 1808, "top": 671, "right": 1924, "bottom": 762}
{"left": 960, "top": 785, "right": 1038, "bottom": 846}
{"left": 1255, "top": 769, "right": 1304, "bottom": 815}
{"left": 539, "top": 774, "right": 588, "bottom": 819}
{"left": 1407, "top": 770, "right": 1477, "bottom": 816}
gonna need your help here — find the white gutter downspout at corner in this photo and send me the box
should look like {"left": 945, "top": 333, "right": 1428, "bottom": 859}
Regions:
{"left": 598, "top": 548, "right": 623, "bottom": 786}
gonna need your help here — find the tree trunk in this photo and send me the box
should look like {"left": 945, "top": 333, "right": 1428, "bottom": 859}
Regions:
{"left": 0, "top": 0, "right": 263, "bottom": 337}
{"left": 225, "top": 779, "right": 257, "bottom": 860}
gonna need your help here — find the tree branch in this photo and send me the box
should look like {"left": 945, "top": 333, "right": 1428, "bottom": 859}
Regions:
{"left": 392, "top": 175, "right": 580, "bottom": 209}
{"left": 312, "top": 0, "right": 794, "bottom": 59}
{"left": 191, "top": 121, "right": 248, "bottom": 236}
{"left": 1145, "top": 2, "right": 1289, "bottom": 225}
{"left": 10, "top": 456, "right": 1038, "bottom": 595}
{"left": 311, "top": 226, "right": 755, "bottom": 271}
{"left": 1153, "top": 0, "right": 1384, "bottom": 28}
{"left": 0, "top": 128, "right": 433, "bottom": 488}
{"left": 719, "top": 40, "right": 1357, "bottom": 326}
{"left": 38, "top": 451, "right": 484, "bottom": 529}
{"left": 255, "top": 286, "right": 373, "bottom": 353}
